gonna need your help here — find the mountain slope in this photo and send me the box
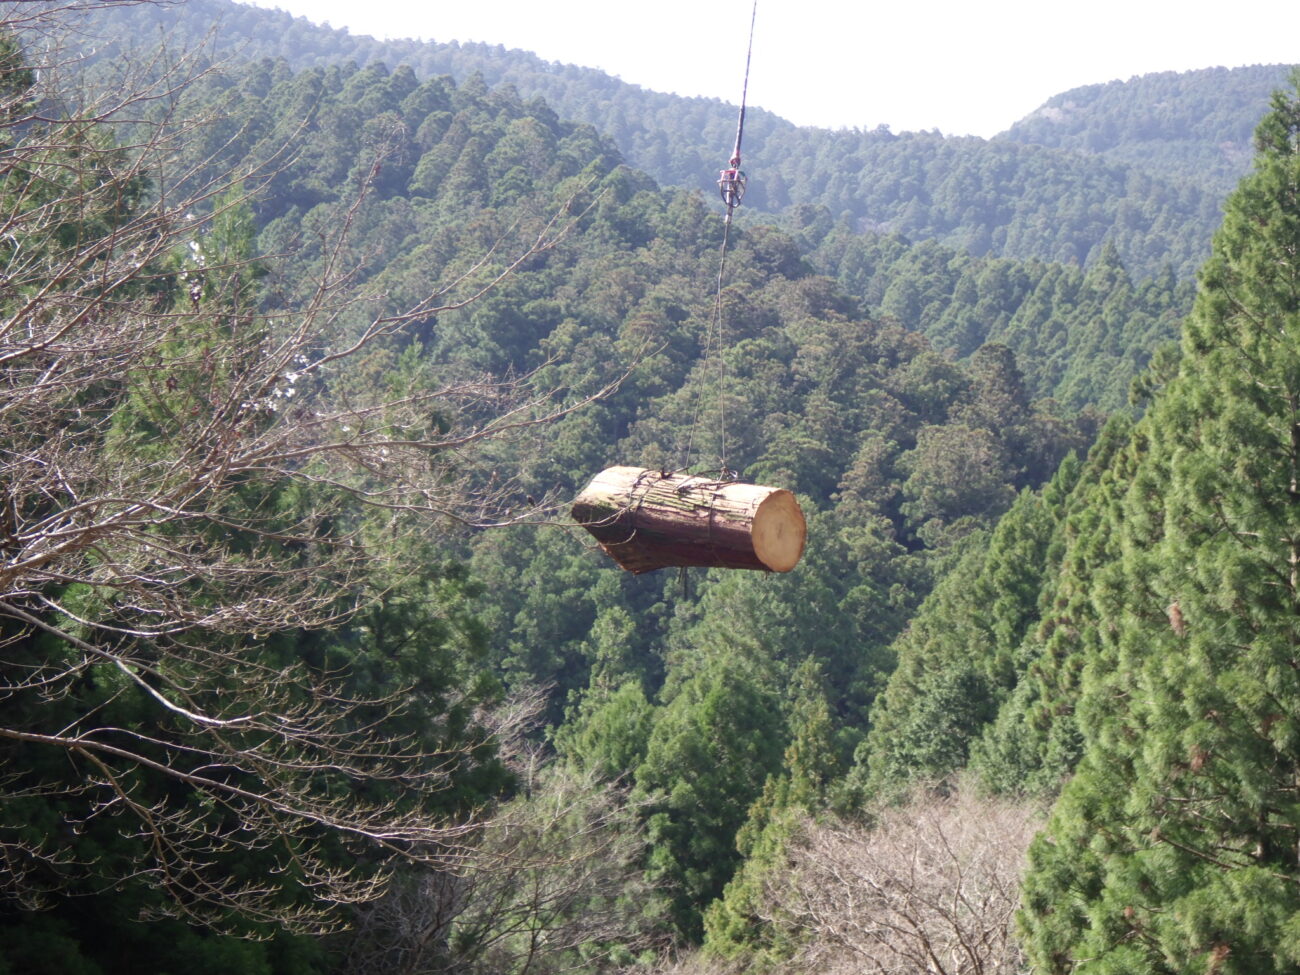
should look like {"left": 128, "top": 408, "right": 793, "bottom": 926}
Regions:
{"left": 61, "top": 0, "right": 1267, "bottom": 277}
{"left": 1001, "top": 64, "right": 1291, "bottom": 197}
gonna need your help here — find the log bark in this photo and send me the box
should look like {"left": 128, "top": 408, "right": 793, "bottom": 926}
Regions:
{"left": 571, "top": 466, "right": 806, "bottom": 574}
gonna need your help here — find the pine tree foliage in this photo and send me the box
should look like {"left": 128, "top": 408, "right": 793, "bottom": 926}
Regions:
{"left": 1021, "top": 72, "right": 1300, "bottom": 973}
{"left": 857, "top": 451, "right": 1091, "bottom": 796}
{"left": 970, "top": 413, "right": 1140, "bottom": 795}
{"left": 634, "top": 655, "right": 787, "bottom": 942}
{"left": 701, "top": 661, "right": 842, "bottom": 967}
{"left": 804, "top": 226, "right": 1193, "bottom": 411}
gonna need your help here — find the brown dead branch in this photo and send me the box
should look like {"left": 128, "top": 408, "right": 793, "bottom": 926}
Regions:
{"left": 761, "top": 784, "right": 1041, "bottom": 975}
{"left": 0, "top": 4, "right": 619, "bottom": 930}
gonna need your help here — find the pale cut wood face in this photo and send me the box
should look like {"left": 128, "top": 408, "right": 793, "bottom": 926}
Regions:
{"left": 752, "top": 490, "right": 806, "bottom": 572}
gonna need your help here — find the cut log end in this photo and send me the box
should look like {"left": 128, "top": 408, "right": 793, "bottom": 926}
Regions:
{"left": 571, "top": 466, "right": 807, "bottom": 574}
{"left": 751, "top": 490, "right": 805, "bottom": 572}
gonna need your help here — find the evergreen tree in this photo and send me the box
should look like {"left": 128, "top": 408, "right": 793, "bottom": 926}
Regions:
{"left": 1021, "top": 73, "right": 1300, "bottom": 973}
{"left": 969, "top": 415, "right": 1137, "bottom": 796}
{"left": 633, "top": 655, "right": 786, "bottom": 942}
{"left": 701, "top": 661, "right": 841, "bottom": 968}
{"left": 856, "top": 453, "right": 1081, "bottom": 798}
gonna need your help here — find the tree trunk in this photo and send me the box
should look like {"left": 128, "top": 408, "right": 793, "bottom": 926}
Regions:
{"left": 571, "top": 466, "right": 806, "bottom": 574}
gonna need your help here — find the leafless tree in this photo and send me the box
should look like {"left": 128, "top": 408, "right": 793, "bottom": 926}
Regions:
{"left": 620, "top": 955, "right": 745, "bottom": 975}
{"left": 344, "top": 753, "right": 664, "bottom": 975}
{"left": 760, "top": 784, "right": 1041, "bottom": 975}
{"left": 0, "top": 1, "right": 614, "bottom": 931}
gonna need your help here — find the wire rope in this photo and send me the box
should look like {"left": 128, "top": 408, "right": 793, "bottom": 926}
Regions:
{"left": 679, "top": 0, "right": 757, "bottom": 478}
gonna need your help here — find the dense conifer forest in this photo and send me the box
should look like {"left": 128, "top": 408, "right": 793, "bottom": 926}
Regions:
{"left": 2, "top": 2, "right": 1299, "bottom": 972}
{"left": 76, "top": 0, "right": 1275, "bottom": 277}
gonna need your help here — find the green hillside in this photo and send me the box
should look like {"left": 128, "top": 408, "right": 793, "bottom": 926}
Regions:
{"left": 1002, "top": 64, "right": 1291, "bottom": 197}
{"left": 857, "top": 71, "right": 1300, "bottom": 975}
{"left": 64, "top": 0, "right": 1272, "bottom": 277}
{"left": 0, "top": 28, "right": 1105, "bottom": 969}
{"left": 4, "top": 3, "right": 1298, "bottom": 973}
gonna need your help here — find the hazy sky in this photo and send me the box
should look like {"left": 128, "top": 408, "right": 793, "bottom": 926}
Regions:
{"left": 242, "top": 0, "right": 1299, "bottom": 137}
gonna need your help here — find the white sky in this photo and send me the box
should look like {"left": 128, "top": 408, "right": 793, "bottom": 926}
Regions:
{"left": 242, "top": 0, "right": 1299, "bottom": 138}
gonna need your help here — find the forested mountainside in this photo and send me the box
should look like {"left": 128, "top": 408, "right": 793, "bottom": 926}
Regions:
{"left": 860, "top": 75, "right": 1300, "bottom": 973}
{"left": 1001, "top": 64, "right": 1292, "bottom": 197}
{"left": 6, "top": 1, "right": 1300, "bottom": 972}
{"left": 0, "top": 25, "right": 1104, "bottom": 971}
{"left": 804, "top": 225, "right": 1192, "bottom": 410}
{"left": 66, "top": 0, "right": 1279, "bottom": 278}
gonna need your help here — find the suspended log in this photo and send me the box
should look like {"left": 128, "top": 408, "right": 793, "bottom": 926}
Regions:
{"left": 572, "top": 466, "right": 806, "bottom": 574}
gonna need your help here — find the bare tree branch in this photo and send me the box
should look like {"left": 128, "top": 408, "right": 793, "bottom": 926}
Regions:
{"left": 0, "top": 4, "right": 622, "bottom": 931}
{"left": 761, "top": 784, "right": 1041, "bottom": 975}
